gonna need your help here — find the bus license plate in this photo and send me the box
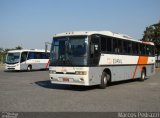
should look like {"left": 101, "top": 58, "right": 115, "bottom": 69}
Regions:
{"left": 63, "top": 78, "right": 69, "bottom": 82}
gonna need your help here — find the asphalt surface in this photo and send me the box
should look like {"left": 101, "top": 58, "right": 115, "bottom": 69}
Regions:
{"left": 0, "top": 68, "right": 160, "bottom": 112}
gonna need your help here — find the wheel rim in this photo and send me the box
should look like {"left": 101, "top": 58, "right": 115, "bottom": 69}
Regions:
{"left": 142, "top": 72, "right": 145, "bottom": 80}
{"left": 103, "top": 76, "right": 107, "bottom": 85}
{"left": 28, "top": 66, "right": 31, "bottom": 71}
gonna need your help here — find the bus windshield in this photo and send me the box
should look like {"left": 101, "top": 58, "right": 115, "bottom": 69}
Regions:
{"left": 50, "top": 36, "right": 88, "bottom": 66}
{"left": 6, "top": 52, "right": 20, "bottom": 64}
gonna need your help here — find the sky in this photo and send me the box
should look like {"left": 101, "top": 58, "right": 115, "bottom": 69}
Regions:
{"left": 0, "top": 0, "right": 160, "bottom": 49}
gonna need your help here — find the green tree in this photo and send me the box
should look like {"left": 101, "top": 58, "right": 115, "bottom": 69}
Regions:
{"left": 142, "top": 21, "right": 160, "bottom": 57}
{"left": 15, "top": 46, "right": 23, "bottom": 50}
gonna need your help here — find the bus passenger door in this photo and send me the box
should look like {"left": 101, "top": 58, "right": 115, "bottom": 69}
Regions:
{"left": 89, "top": 35, "right": 101, "bottom": 66}
{"left": 20, "top": 51, "right": 28, "bottom": 70}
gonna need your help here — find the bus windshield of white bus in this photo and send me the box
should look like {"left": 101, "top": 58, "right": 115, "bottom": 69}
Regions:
{"left": 6, "top": 52, "right": 20, "bottom": 64}
{"left": 50, "top": 36, "right": 88, "bottom": 66}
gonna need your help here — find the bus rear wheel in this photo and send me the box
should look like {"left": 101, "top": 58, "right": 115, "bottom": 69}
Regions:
{"left": 99, "top": 72, "right": 110, "bottom": 89}
{"left": 27, "top": 65, "right": 32, "bottom": 71}
{"left": 139, "top": 69, "right": 146, "bottom": 81}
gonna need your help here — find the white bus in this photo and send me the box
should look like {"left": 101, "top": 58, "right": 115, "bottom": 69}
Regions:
{"left": 5, "top": 49, "right": 50, "bottom": 71}
{"left": 49, "top": 31, "right": 155, "bottom": 88}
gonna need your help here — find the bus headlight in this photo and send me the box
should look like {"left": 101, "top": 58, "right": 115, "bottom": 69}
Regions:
{"left": 16, "top": 64, "right": 19, "bottom": 66}
{"left": 75, "top": 71, "right": 87, "bottom": 75}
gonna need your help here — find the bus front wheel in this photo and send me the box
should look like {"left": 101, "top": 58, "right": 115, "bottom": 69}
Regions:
{"left": 27, "top": 65, "right": 32, "bottom": 71}
{"left": 99, "top": 72, "right": 109, "bottom": 89}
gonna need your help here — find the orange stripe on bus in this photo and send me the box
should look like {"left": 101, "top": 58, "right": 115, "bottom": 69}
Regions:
{"left": 132, "top": 57, "right": 140, "bottom": 79}
{"left": 138, "top": 56, "right": 148, "bottom": 72}
{"left": 132, "top": 56, "right": 148, "bottom": 79}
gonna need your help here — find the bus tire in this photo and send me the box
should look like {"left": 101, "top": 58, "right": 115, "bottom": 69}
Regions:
{"left": 139, "top": 69, "right": 146, "bottom": 81}
{"left": 27, "top": 65, "right": 32, "bottom": 71}
{"left": 99, "top": 72, "right": 109, "bottom": 89}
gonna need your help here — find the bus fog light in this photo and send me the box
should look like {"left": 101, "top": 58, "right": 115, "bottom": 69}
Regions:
{"left": 50, "top": 77, "right": 53, "bottom": 80}
{"left": 75, "top": 71, "right": 87, "bottom": 75}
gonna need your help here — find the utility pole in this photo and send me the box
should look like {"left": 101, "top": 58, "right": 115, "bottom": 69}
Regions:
{"left": 45, "top": 42, "right": 52, "bottom": 53}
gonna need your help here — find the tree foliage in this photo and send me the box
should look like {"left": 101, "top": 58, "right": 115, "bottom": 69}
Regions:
{"left": 15, "top": 46, "right": 23, "bottom": 50}
{"left": 142, "top": 21, "right": 160, "bottom": 55}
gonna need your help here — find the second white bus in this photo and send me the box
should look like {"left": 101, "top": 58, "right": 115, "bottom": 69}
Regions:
{"left": 5, "top": 49, "right": 50, "bottom": 71}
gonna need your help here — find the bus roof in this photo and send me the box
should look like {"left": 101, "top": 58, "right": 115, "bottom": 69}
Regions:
{"left": 54, "top": 31, "right": 154, "bottom": 45}
{"left": 8, "top": 49, "right": 50, "bottom": 53}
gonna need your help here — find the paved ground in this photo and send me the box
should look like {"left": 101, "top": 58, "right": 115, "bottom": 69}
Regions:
{"left": 0, "top": 68, "right": 160, "bottom": 112}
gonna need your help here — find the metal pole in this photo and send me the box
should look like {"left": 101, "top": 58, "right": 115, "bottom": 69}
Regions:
{"left": 45, "top": 42, "right": 52, "bottom": 53}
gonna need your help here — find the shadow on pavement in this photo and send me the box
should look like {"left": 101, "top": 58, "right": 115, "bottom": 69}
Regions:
{"left": 4, "top": 69, "right": 48, "bottom": 73}
{"left": 35, "top": 80, "right": 98, "bottom": 91}
{"left": 35, "top": 78, "right": 147, "bottom": 91}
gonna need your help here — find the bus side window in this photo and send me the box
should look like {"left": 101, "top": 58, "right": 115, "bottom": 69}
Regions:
{"left": 132, "top": 42, "right": 137, "bottom": 55}
{"left": 101, "top": 36, "right": 107, "bottom": 52}
{"left": 28, "top": 52, "right": 35, "bottom": 59}
{"left": 146, "top": 45, "right": 150, "bottom": 55}
{"left": 137, "top": 44, "right": 140, "bottom": 55}
{"left": 36, "top": 52, "right": 41, "bottom": 59}
{"left": 151, "top": 46, "right": 155, "bottom": 56}
{"left": 128, "top": 42, "right": 132, "bottom": 54}
{"left": 101, "top": 36, "right": 113, "bottom": 53}
{"left": 106, "top": 37, "right": 112, "bottom": 52}
{"left": 123, "top": 40, "right": 128, "bottom": 54}
{"left": 21, "top": 52, "right": 28, "bottom": 62}
{"left": 117, "top": 39, "right": 122, "bottom": 53}
{"left": 113, "top": 38, "right": 119, "bottom": 53}
{"left": 135, "top": 43, "right": 139, "bottom": 55}
{"left": 45, "top": 53, "right": 49, "bottom": 59}
{"left": 140, "top": 44, "right": 146, "bottom": 55}
{"left": 41, "top": 53, "right": 45, "bottom": 59}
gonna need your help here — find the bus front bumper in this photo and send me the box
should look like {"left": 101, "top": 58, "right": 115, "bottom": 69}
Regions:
{"left": 49, "top": 74, "right": 89, "bottom": 86}
{"left": 5, "top": 64, "right": 20, "bottom": 71}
